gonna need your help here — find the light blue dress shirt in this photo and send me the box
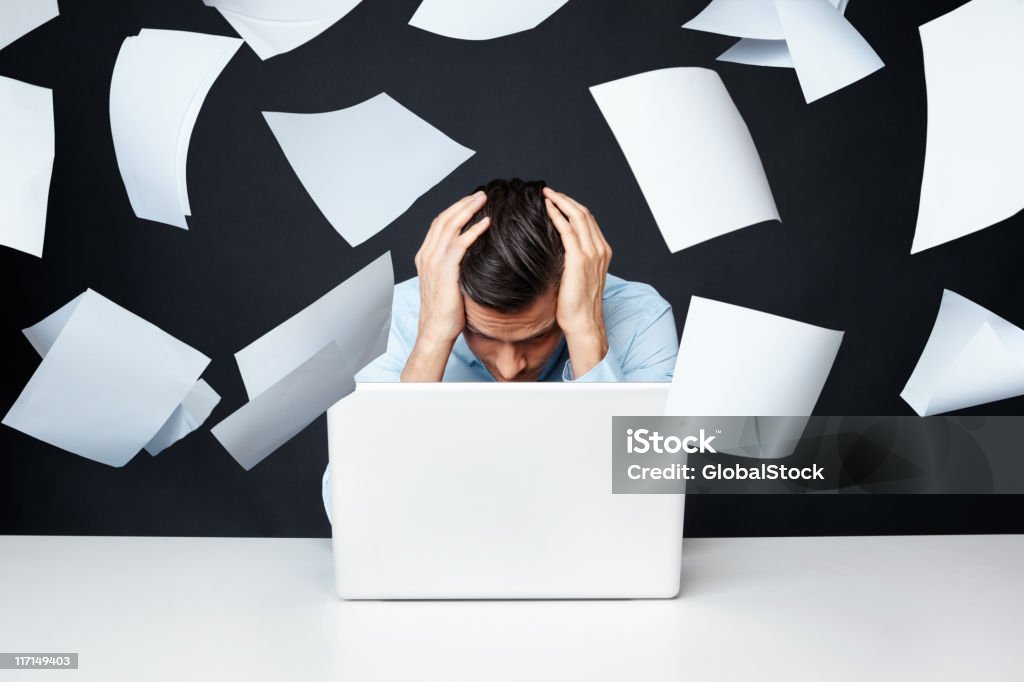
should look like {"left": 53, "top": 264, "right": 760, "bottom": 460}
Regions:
{"left": 321, "top": 274, "right": 679, "bottom": 519}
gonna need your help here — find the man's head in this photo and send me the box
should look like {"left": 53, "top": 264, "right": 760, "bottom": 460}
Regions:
{"left": 458, "top": 179, "right": 565, "bottom": 382}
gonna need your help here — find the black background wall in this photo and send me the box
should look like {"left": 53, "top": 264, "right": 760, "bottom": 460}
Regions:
{"left": 2, "top": 0, "right": 1022, "bottom": 537}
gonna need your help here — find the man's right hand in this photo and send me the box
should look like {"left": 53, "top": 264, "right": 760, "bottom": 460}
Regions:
{"left": 401, "top": 191, "right": 491, "bottom": 381}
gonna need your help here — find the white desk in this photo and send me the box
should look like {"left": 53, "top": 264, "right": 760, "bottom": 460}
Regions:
{"left": 0, "top": 534, "right": 1021, "bottom": 681}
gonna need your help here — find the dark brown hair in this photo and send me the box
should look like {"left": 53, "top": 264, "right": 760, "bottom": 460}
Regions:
{"left": 459, "top": 178, "right": 564, "bottom": 312}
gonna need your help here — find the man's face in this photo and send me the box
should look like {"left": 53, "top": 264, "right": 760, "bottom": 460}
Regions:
{"left": 462, "top": 286, "right": 564, "bottom": 382}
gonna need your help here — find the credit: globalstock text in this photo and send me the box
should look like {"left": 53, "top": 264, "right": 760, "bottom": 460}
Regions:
{"left": 625, "top": 462, "right": 826, "bottom": 481}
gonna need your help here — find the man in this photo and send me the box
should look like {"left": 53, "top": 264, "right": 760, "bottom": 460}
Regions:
{"left": 322, "top": 179, "right": 679, "bottom": 515}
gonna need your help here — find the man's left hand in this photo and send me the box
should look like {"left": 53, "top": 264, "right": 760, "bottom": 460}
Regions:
{"left": 543, "top": 187, "right": 612, "bottom": 378}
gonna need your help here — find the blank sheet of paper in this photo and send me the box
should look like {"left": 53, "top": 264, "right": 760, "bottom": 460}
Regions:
{"left": 203, "top": 0, "right": 363, "bottom": 60}
{"left": 234, "top": 252, "right": 393, "bottom": 399}
{"left": 144, "top": 379, "right": 221, "bottom": 456}
{"left": 913, "top": 0, "right": 1024, "bottom": 254}
{"left": 590, "top": 67, "right": 779, "bottom": 253}
{"left": 264, "top": 94, "right": 474, "bottom": 246}
{"left": 715, "top": 0, "right": 849, "bottom": 68}
{"left": 3, "top": 290, "right": 210, "bottom": 466}
{"left": 212, "top": 343, "right": 356, "bottom": 470}
{"left": 19, "top": 294, "right": 218, "bottom": 456}
{"left": 683, "top": 0, "right": 788, "bottom": 39}
{"left": 212, "top": 253, "right": 394, "bottom": 469}
{"left": 0, "top": 0, "right": 59, "bottom": 51}
{"left": 685, "top": 0, "right": 882, "bottom": 103}
{"left": 666, "top": 295, "right": 844, "bottom": 416}
{"left": 110, "top": 29, "right": 242, "bottom": 229}
{"left": 408, "top": 0, "right": 569, "bottom": 40}
{"left": 773, "top": 0, "right": 883, "bottom": 103}
{"left": 901, "top": 290, "right": 1024, "bottom": 416}
{"left": 0, "top": 76, "right": 54, "bottom": 257}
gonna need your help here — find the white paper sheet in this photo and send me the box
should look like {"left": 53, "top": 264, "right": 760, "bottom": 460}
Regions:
{"left": 144, "top": 379, "right": 221, "bottom": 455}
{"left": 110, "top": 29, "right": 242, "bottom": 229}
{"left": 0, "top": 0, "right": 59, "bottom": 51}
{"left": 590, "top": 68, "right": 779, "bottom": 253}
{"left": 684, "top": 0, "right": 788, "bottom": 39}
{"left": 719, "top": 38, "right": 796, "bottom": 68}
{"left": 901, "top": 290, "right": 1024, "bottom": 416}
{"left": 21, "top": 292, "right": 86, "bottom": 357}
{"left": 912, "top": 0, "right": 1024, "bottom": 254}
{"left": 211, "top": 253, "right": 394, "bottom": 469}
{"left": 19, "top": 292, "right": 219, "bottom": 454}
{"left": 235, "top": 251, "right": 393, "bottom": 398}
{"left": 408, "top": 0, "right": 569, "bottom": 40}
{"left": 3, "top": 290, "right": 210, "bottom": 466}
{"left": 685, "top": 0, "right": 882, "bottom": 103}
{"left": 0, "top": 76, "right": 54, "bottom": 257}
{"left": 774, "top": 0, "right": 883, "bottom": 103}
{"left": 666, "top": 296, "right": 844, "bottom": 417}
{"left": 264, "top": 94, "right": 474, "bottom": 246}
{"left": 20, "top": 293, "right": 218, "bottom": 455}
{"left": 202, "top": 0, "right": 363, "bottom": 60}
{"left": 212, "top": 342, "right": 356, "bottom": 470}
{"left": 714, "top": 0, "right": 849, "bottom": 68}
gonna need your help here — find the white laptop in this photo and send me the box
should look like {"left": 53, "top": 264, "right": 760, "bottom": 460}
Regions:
{"left": 326, "top": 383, "right": 685, "bottom": 600}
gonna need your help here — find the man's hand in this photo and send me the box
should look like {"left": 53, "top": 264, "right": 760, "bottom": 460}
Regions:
{"left": 543, "top": 187, "right": 612, "bottom": 378}
{"left": 402, "top": 191, "right": 491, "bottom": 381}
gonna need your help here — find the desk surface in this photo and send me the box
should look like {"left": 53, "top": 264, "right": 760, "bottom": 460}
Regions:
{"left": 0, "top": 534, "right": 1021, "bottom": 681}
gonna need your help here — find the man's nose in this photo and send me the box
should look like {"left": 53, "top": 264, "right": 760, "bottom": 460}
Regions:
{"left": 494, "top": 344, "right": 527, "bottom": 380}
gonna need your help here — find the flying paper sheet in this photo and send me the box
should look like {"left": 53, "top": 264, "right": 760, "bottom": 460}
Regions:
{"left": 912, "top": 0, "right": 1024, "bottom": 254}
{"left": 0, "top": 76, "right": 54, "bottom": 257}
{"left": 685, "top": 0, "right": 883, "bottom": 103}
{"left": 15, "top": 291, "right": 218, "bottom": 457}
{"left": 234, "top": 252, "right": 394, "bottom": 398}
{"left": 665, "top": 295, "right": 844, "bottom": 459}
{"left": 2, "top": 290, "right": 211, "bottom": 466}
{"left": 683, "top": 0, "right": 789, "bottom": 39}
{"left": 718, "top": 39, "right": 800, "bottom": 69}
{"left": 666, "top": 295, "right": 843, "bottom": 419}
{"left": 717, "top": 0, "right": 847, "bottom": 68}
{"left": 901, "top": 290, "right": 1024, "bottom": 416}
{"left": 21, "top": 292, "right": 87, "bottom": 358}
{"left": 144, "top": 379, "right": 221, "bottom": 456}
{"left": 109, "top": 29, "right": 242, "bottom": 229}
{"left": 590, "top": 68, "right": 779, "bottom": 253}
{"left": 212, "top": 343, "right": 356, "bottom": 470}
{"left": 264, "top": 94, "right": 474, "bottom": 246}
{"left": 212, "top": 252, "right": 394, "bottom": 469}
{"left": 0, "top": 0, "right": 59, "bottom": 52}
{"left": 202, "top": 0, "right": 363, "bottom": 60}
{"left": 408, "top": 0, "right": 569, "bottom": 40}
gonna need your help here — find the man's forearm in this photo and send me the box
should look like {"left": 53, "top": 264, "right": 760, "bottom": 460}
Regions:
{"left": 400, "top": 337, "right": 455, "bottom": 381}
{"left": 564, "top": 324, "right": 609, "bottom": 379}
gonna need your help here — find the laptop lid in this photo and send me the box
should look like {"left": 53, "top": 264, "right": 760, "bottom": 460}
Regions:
{"left": 327, "top": 383, "right": 684, "bottom": 599}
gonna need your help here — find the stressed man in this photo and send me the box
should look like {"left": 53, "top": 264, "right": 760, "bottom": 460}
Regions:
{"left": 363, "top": 178, "right": 678, "bottom": 382}
{"left": 322, "top": 179, "right": 679, "bottom": 514}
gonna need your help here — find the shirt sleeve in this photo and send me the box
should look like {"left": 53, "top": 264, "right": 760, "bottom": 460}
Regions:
{"left": 563, "top": 305, "right": 679, "bottom": 382}
{"left": 562, "top": 346, "right": 627, "bottom": 382}
{"left": 353, "top": 315, "right": 411, "bottom": 383}
{"left": 322, "top": 465, "right": 332, "bottom": 525}
{"left": 619, "top": 305, "right": 679, "bottom": 381}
